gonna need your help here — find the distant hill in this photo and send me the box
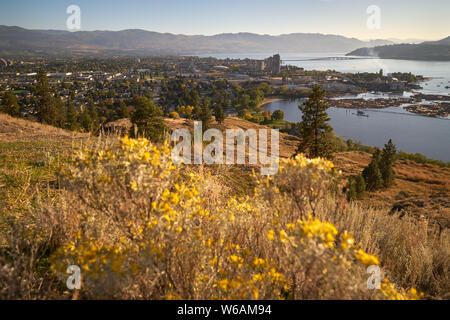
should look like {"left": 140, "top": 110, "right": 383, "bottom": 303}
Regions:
{"left": 347, "top": 36, "right": 450, "bottom": 61}
{"left": 0, "top": 25, "right": 394, "bottom": 56}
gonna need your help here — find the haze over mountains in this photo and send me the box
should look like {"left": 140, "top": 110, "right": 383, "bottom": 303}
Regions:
{"left": 348, "top": 36, "right": 450, "bottom": 61}
{"left": 0, "top": 25, "right": 394, "bottom": 56}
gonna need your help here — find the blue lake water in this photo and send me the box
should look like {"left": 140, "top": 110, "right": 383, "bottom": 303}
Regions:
{"left": 264, "top": 99, "right": 450, "bottom": 162}
{"left": 198, "top": 52, "right": 450, "bottom": 161}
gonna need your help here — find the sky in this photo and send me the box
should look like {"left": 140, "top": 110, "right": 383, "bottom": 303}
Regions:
{"left": 1, "top": 0, "right": 449, "bottom": 40}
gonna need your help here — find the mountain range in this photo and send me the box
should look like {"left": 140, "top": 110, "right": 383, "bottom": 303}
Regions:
{"left": 0, "top": 25, "right": 394, "bottom": 56}
{"left": 347, "top": 36, "right": 450, "bottom": 61}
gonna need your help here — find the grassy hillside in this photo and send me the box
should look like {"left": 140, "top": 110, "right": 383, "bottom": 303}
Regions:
{"left": 0, "top": 114, "right": 448, "bottom": 299}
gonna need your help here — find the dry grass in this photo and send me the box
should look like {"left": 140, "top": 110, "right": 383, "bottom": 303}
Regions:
{"left": 0, "top": 115, "right": 448, "bottom": 300}
{"left": 335, "top": 151, "right": 450, "bottom": 229}
{"left": 0, "top": 113, "right": 89, "bottom": 142}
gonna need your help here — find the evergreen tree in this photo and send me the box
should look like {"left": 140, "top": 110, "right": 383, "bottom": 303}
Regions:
{"left": 66, "top": 99, "right": 78, "bottom": 131}
{"left": 346, "top": 175, "right": 366, "bottom": 201}
{"left": 1, "top": 91, "right": 21, "bottom": 117}
{"left": 87, "top": 98, "right": 99, "bottom": 133}
{"left": 130, "top": 96, "right": 166, "bottom": 142}
{"left": 380, "top": 139, "right": 397, "bottom": 188}
{"left": 354, "top": 175, "right": 366, "bottom": 198}
{"left": 36, "top": 69, "right": 57, "bottom": 125}
{"left": 362, "top": 149, "right": 383, "bottom": 191}
{"left": 54, "top": 94, "right": 66, "bottom": 128}
{"left": 214, "top": 102, "right": 225, "bottom": 124}
{"left": 116, "top": 100, "right": 130, "bottom": 119}
{"left": 79, "top": 107, "right": 93, "bottom": 133}
{"left": 346, "top": 176, "right": 357, "bottom": 202}
{"left": 199, "top": 98, "right": 212, "bottom": 132}
{"left": 296, "top": 85, "right": 334, "bottom": 159}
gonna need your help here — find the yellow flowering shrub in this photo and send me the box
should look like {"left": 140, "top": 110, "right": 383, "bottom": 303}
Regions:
{"left": 49, "top": 137, "right": 422, "bottom": 300}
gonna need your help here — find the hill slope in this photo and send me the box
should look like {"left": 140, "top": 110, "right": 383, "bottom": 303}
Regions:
{"left": 0, "top": 113, "right": 88, "bottom": 142}
{"left": 347, "top": 36, "right": 450, "bottom": 61}
{"left": 164, "top": 116, "right": 449, "bottom": 226}
{"left": 1, "top": 113, "right": 448, "bottom": 228}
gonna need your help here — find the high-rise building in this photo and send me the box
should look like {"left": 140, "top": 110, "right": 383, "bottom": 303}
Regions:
{"left": 272, "top": 54, "right": 281, "bottom": 74}
{"left": 256, "top": 60, "right": 265, "bottom": 71}
{"left": 263, "top": 54, "right": 281, "bottom": 74}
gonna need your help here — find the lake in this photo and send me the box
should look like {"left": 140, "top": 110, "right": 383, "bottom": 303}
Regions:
{"left": 264, "top": 99, "right": 450, "bottom": 162}
{"left": 197, "top": 52, "right": 450, "bottom": 161}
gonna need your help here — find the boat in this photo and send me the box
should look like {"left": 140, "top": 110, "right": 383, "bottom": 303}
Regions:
{"left": 354, "top": 110, "right": 369, "bottom": 117}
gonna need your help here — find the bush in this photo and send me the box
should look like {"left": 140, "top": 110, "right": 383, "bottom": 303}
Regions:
{"left": 362, "top": 150, "right": 384, "bottom": 192}
{"left": 272, "top": 110, "right": 284, "bottom": 121}
{"left": 346, "top": 175, "right": 366, "bottom": 201}
{"left": 169, "top": 111, "right": 180, "bottom": 119}
{"left": 41, "top": 139, "right": 423, "bottom": 300}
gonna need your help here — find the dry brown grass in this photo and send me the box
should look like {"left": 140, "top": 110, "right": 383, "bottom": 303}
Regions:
{"left": 0, "top": 113, "right": 89, "bottom": 142}
{"left": 0, "top": 115, "right": 448, "bottom": 300}
{"left": 334, "top": 151, "right": 450, "bottom": 229}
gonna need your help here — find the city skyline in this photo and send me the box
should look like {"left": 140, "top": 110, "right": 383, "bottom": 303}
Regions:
{"left": 0, "top": 0, "right": 449, "bottom": 41}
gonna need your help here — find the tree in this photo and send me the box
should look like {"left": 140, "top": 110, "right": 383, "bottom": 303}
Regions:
{"left": 362, "top": 149, "right": 383, "bottom": 191}
{"left": 199, "top": 98, "right": 212, "bottom": 132}
{"left": 116, "top": 100, "right": 129, "bottom": 119}
{"left": 272, "top": 110, "right": 284, "bottom": 121}
{"left": 346, "top": 176, "right": 357, "bottom": 201}
{"left": 66, "top": 99, "right": 78, "bottom": 131}
{"left": 379, "top": 139, "right": 397, "bottom": 188}
{"left": 79, "top": 108, "right": 93, "bottom": 133}
{"left": 36, "top": 69, "right": 57, "bottom": 125}
{"left": 346, "top": 175, "right": 366, "bottom": 201}
{"left": 130, "top": 96, "right": 166, "bottom": 142}
{"left": 214, "top": 103, "right": 225, "bottom": 124}
{"left": 1, "top": 92, "right": 20, "bottom": 117}
{"left": 87, "top": 98, "right": 99, "bottom": 133}
{"left": 54, "top": 94, "right": 67, "bottom": 128}
{"left": 355, "top": 175, "right": 366, "bottom": 198}
{"left": 296, "top": 85, "right": 334, "bottom": 159}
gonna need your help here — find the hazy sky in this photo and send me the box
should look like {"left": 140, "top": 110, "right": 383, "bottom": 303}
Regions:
{"left": 1, "top": 0, "right": 449, "bottom": 40}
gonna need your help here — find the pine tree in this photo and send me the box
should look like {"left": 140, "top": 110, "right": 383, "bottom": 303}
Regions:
{"left": 380, "top": 139, "right": 397, "bottom": 188}
{"left": 296, "top": 85, "right": 334, "bottom": 159}
{"left": 1, "top": 92, "right": 21, "bottom": 117}
{"left": 346, "top": 175, "right": 366, "bottom": 201}
{"left": 131, "top": 96, "right": 166, "bottom": 142}
{"left": 214, "top": 102, "right": 225, "bottom": 124}
{"left": 362, "top": 149, "right": 383, "bottom": 191}
{"left": 116, "top": 100, "right": 130, "bottom": 119}
{"left": 79, "top": 107, "right": 93, "bottom": 133}
{"left": 36, "top": 69, "right": 57, "bottom": 125}
{"left": 199, "top": 98, "right": 212, "bottom": 132}
{"left": 87, "top": 98, "right": 99, "bottom": 133}
{"left": 54, "top": 94, "right": 66, "bottom": 128}
{"left": 346, "top": 176, "right": 358, "bottom": 201}
{"left": 354, "top": 175, "right": 366, "bottom": 198}
{"left": 66, "top": 99, "right": 78, "bottom": 131}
